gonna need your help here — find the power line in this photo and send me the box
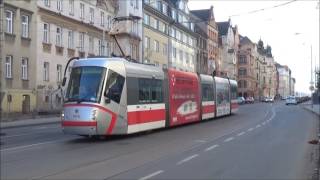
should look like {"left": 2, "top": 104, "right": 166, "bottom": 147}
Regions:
{"left": 229, "top": 0, "right": 298, "bottom": 18}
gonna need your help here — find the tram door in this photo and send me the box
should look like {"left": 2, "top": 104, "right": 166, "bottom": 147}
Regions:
{"left": 101, "top": 69, "right": 125, "bottom": 135}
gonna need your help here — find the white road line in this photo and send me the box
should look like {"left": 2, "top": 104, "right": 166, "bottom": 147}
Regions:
{"left": 139, "top": 170, "right": 164, "bottom": 180}
{"left": 237, "top": 132, "right": 246, "bottom": 136}
{"left": 176, "top": 154, "right": 199, "bottom": 165}
{"left": 224, "top": 137, "right": 234, "bottom": 142}
{"left": 195, "top": 140, "right": 206, "bottom": 143}
{"left": 0, "top": 139, "right": 66, "bottom": 152}
{"left": 204, "top": 144, "right": 219, "bottom": 152}
{"left": 256, "top": 124, "right": 261, "bottom": 128}
{"left": 248, "top": 128, "right": 254, "bottom": 132}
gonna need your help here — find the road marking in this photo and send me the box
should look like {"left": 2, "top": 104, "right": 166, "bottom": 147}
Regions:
{"left": 195, "top": 140, "right": 206, "bottom": 143}
{"left": 256, "top": 124, "right": 261, "bottom": 128}
{"left": 139, "top": 170, "right": 164, "bottom": 180}
{"left": 237, "top": 132, "right": 246, "bottom": 136}
{"left": 176, "top": 154, "right": 199, "bottom": 165}
{"left": 0, "top": 139, "right": 66, "bottom": 152}
{"left": 224, "top": 137, "right": 234, "bottom": 142}
{"left": 204, "top": 144, "right": 219, "bottom": 152}
{"left": 248, "top": 128, "right": 254, "bottom": 132}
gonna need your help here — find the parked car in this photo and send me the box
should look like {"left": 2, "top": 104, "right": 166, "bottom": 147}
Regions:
{"left": 237, "top": 97, "right": 246, "bottom": 104}
{"left": 265, "top": 97, "right": 274, "bottom": 103}
{"left": 245, "top": 97, "right": 254, "bottom": 104}
{"left": 286, "top": 96, "right": 297, "bottom": 105}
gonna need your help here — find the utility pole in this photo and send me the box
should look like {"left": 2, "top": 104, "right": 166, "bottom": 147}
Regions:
{"left": 310, "top": 45, "right": 314, "bottom": 108}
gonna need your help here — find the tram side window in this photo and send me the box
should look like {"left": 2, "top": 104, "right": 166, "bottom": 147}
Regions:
{"left": 201, "top": 84, "right": 214, "bottom": 101}
{"left": 105, "top": 70, "right": 125, "bottom": 104}
{"left": 139, "top": 78, "right": 163, "bottom": 103}
{"left": 231, "top": 84, "right": 237, "bottom": 99}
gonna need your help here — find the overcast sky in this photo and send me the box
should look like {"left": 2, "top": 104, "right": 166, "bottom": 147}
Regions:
{"left": 189, "top": 0, "right": 320, "bottom": 94}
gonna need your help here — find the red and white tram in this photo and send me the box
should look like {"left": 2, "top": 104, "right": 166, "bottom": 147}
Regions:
{"left": 61, "top": 57, "right": 238, "bottom": 136}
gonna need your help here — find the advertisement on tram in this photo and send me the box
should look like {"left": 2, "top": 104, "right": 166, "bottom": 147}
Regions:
{"left": 168, "top": 69, "right": 200, "bottom": 126}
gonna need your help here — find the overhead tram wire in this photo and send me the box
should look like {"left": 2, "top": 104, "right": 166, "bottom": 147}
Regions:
{"left": 183, "top": 0, "right": 298, "bottom": 24}
{"left": 228, "top": 0, "right": 298, "bottom": 18}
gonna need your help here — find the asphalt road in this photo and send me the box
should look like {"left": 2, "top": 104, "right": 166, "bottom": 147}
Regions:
{"left": 1, "top": 102, "right": 318, "bottom": 179}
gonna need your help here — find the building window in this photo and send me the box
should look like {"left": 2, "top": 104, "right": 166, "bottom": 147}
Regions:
{"left": 57, "top": 64, "right": 62, "bottom": 82}
{"left": 239, "top": 55, "right": 247, "bottom": 64}
{"left": 153, "top": 40, "right": 159, "bottom": 52}
{"left": 143, "top": 14, "right": 150, "bottom": 25}
{"left": 56, "top": 26, "right": 62, "bottom": 46}
{"left": 238, "top": 68, "right": 247, "bottom": 76}
{"left": 5, "top": 55, "right": 12, "bottom": 78}
{"left": 162, "top": 3, "right": 167, "bottom": 15}
{"left": 69, "top": 0, "right": 74, "bottom": 15}
{"left": 43, "top": 23, "right": 50, "bottom": 43}
{"left": 162, "top": 43, "right": 167, "bottom": 55}
{"left": 190, "top": 54, "right": 195, "bottom": 65}
{"left": 172, "top": 47, "right": 176, "bottom": 58}
{"left": 131, "top": 21, "right": 138, "bottom": 34}
{"left": 68, "top": 30, "right": 74, "bottom": 49}
{"left": 89, "top": 36, "right": 94, "bottom": 54}
{"left": 170, "top": 27, "right": 176, "bottom": 37}
{"left": 98, "top": 40, "right": 105, "bottom": 56}
{"left": 156, "top": 0, "right": 161, "bottom": 11}
{"left": 21, "top": 58, "right": 28, "bottom": 80}
{"left": 80, "top": 3, "right": 85, "bottom": 20}
{"left": 176, "top": 30, "right": 181, "bottom": 40}
{"left": 21, "top": 15, "right": 29, "bottom": 38}
{"left": 107, "top": 15, "right": 112, "bottom": 30}
{"left": 185, "top": 52, "right": 189, "bottom": 64}
{"left": 144, "top": 36, "right": 150, "bottom": 49}
{"left": 89, "top": 7, "right": 94, "bottom": 23}
{"left": 44, "top": 62, "right": 49, "bottom": 81}
{"left": 57, "top": 0, "right": 63, "bottom": 12}
{"left": 100, "top": 11, "right": 105, "bottom": 27}
{"left": 44, "top": 0, "right": 50, "bottom": 7}
{"left": 179, "top": 50, "right": 183, "bottom": 62}
{"left": 5, "top": 10, "right": 13, "bottom": 34}
{"left": 171, "top": 9, "right": 176, "bottom": 20}
{"left": 79, "top": 32, "right": 84, "bottom": 52}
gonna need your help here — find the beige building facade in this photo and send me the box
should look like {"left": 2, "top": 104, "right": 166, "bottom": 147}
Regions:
{"left": 1, "top": 0, "right": 37, "bottom": 115}
{"left": 1, "top": 0, "right": 118, "bottom": 115}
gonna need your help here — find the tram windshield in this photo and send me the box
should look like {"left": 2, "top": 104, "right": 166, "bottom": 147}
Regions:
{"left": 66, "top": 66, "right": 106, "bottom": 103}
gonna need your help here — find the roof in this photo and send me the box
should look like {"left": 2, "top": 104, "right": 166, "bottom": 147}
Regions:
{"left": 240, "top": 36, "right": 253, "bottom": 44}
{"left": 217, "top": 21, "right": 230, "bottom": 36}
{"left": 190, "top": 9, "right": 211, "bottom": 21}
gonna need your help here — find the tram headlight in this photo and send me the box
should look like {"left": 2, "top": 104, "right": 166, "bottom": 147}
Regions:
{"left": 91, "top": 110, "right": 97, "bottom": 121}
{"left": 61, "top": 111, "right": 65, "bottom": 121}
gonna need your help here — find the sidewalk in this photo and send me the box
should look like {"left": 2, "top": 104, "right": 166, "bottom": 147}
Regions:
{"left": 301, "top": 102, "right": 320, "bottom": 115}
{"left": 0, "top": 115, "right": 60, "bottom": 129}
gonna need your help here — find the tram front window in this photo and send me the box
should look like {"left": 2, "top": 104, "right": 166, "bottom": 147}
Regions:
{"left": 66, "top": 67, "right": 105, "bottom": 103}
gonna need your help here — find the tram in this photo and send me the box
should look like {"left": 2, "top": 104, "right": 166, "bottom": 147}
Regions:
{"left": 61, "top": 57, "right": 238, "bottom": 136}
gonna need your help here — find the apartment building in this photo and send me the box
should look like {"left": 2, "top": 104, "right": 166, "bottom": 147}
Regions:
{"left": 142, "top": 0, "right": 170, "bottom": 67}
{"left": 1, "top": 0, "right": 37, "bottom": 115}
{"left": 113, "top": 0, "right": 142, "bottom": 61}
{"left": 36, "top": 0, "right": 117, "bottom": 112}
{"left": 1, "top": 0, "right": 118, "bottom": 115}
{"left": 237, "top": 36, "right": 258, "bottom": 98}
{"left": 190, "top": 6, "right": 219, "bottom": 75}
{"left": 276, "top": 64, "right": 291, "bottom": 98}
{"left": 143, "top": 0, "right": 196, "bottom": 72}
{"left": 217, "top": 19, "right": 237, "bottom": 80}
